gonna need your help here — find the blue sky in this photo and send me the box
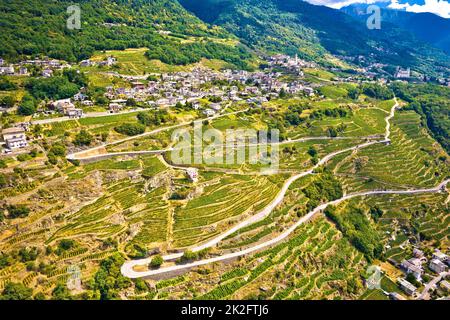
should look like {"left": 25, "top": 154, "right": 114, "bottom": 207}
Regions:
{"left": 304, "top": 0, "right": 450, "bottom": 18}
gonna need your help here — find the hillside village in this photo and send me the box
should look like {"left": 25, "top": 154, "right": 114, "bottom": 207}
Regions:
{"left": 1, "top": 54, "right": 317, "bottom": 153}
{"left": 0, "top": 49, "right": 448, "bottom": 301}
{"left": 2, "top": 51, "right": 449, "bottom": 156}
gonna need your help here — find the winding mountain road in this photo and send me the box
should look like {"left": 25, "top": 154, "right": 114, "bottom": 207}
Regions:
{"left": 32, "top": 108, "right": 144, "bottom": 125}
{"left": 67, "top": 109, "right": 247, "bottom": 161}
{"left": 119, "top": 97, "right": 450, "bottom": 278}
{"left": 121, "top": 178, "right": 449, "bottom": 278}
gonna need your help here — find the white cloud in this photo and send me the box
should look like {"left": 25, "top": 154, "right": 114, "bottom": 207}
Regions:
{"left": 304, "top": 0, "right": 450, "bottom": 18}
{"left": 389, "top": 0, "right": 450, "bottom": 18}
{"left": 388, "top": 0, "right": 411, "bottom": 9}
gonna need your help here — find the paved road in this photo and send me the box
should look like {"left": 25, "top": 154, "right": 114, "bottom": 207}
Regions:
{"left": 419, "top": 271, "right": 449, "bottom": 300}
{"left": 158, "top": 136, "right": 382, "bottom": 262}
{"left": 120, "top": 98, "right": 450, "bottom": 278}
{"left": 69, "top": 135, "right": 362, "bottom": 162}
{"left": 121, "top": 179, "right": 449, "bottom": 278}
{"left": 66, "top": 109, "right": 247, "bottom": 161}
{"left": 32, "top": 108, "right": 145, "bottom": 125}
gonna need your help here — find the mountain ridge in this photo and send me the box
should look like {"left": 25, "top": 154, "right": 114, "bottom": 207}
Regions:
{"left": 0, "top": 0, "right": 449, "bottom": 76}
{"left": 341, "top": 2, "right": 450, "bottom": 54}
{"left": 180, "top": 0, "right": 450, "bottom": 75}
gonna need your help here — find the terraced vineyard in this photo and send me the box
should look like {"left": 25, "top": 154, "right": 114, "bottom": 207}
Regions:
{"left": 322, "top": 190, "right": 449, "bottom": 266}
{"left": 370, "top": 193, "right": 449, "bottom": 244}
{"left": 1, "top": 0, "right": 450, "bottom": 302}
{"left": 49, "top": 173, "right": 170, "bottom": 248}
{"left": 147, "top": 218, "right": 367, "bottom": 300}
{"left": 172, "top": 174, "right": 285, "bottom": 247}
{"left": 334, "top": 111, "right": 449, "bottom": 192}
{"left": 46, "top": 120, "right": 80, "bottom": 136}
{"left": 1, "top": 81, "right": 448, "bottom": 301}
{"left": 308, "top": 107, "right": 387, "bottom": 138}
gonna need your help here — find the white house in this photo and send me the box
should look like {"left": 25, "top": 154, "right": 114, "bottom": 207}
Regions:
{"left": 80, "top": 59, "right": 93, "bottom": 67}
{"left": 82, "top": 100, "right": 94, "bottom": 106}
{"left": 2, "top": 127, "right": 28, "bottom": 150}
{"left": 18, "top": 67, "right": 28, "bottom": 75}
{"left": 430, "top": 259, "right": 447, "bottom": 274}
{"left": 203, "top": 109, "right": 215, "bottom": 117}
{"left": 413, "top": 248, "right": 424, "bottom": 258}
{"left": 0, "top": 65, "right": 14, "bottom": 75}
{"left": 432, "top": 250, "right": 448, "bottom": 262}
{"left": 398, "top": 278, "right": 417, "bottom": 296}
{"left": 66, "top": 108, "right": 83, "bottom": 119}
{"left": 73, "top": 92, "right": 88, "bottom": 101}
{"left": 400, "top": 259, "right": 423, "bottom": 280}
{"left": 303, "top": 87, "right": 315, "bottom": 96}
{"left": 395, "top": 67, "right": 411, "bottom": 79}
{"left": 209, "top": 103, "right": 222, "bottom": 112}
{"left": 109, "top": 103, "right": 123, "bottom": 113}
{"left": 42, "top": 69, "right": 53, "bottom": 78}
{"left": 53, "top": 99, "right": 74, "bottom": 112}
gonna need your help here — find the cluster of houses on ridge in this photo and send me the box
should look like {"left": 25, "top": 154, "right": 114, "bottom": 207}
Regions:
{"left": 100, "top": 64, "right": 315, "bottom": 116}
{"left": 79, "top": 56, "right": 117, "bottom": 68}
{"left": 0, "top": 57, "right": 71, "bottom": 77}
{"left": 1, "top": 119, "right": 33, "bottom": 153}
{"left": 0, "top": 53, "right": 317, "bottom": 154}
{"left": 35, "top": 56, "right": 316, "bottom": 120}
{"left": 268, "top": 54, "right": 314, "bottom": 74}
{"left": 0, "top": 52, "right": 317, "bottom": 122}
{"left": 334, "top": 54, "right": 450, "bottom": 85}
{"left": 0, "top": 55, "right": 116, "bottom": 78}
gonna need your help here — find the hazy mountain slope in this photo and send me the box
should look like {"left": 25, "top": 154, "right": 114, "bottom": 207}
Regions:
{"left": 180, "top": 0, "right": 450, "bottom": 75}
{"left": 342, "top": 3, "right": 450, "bottom": 54}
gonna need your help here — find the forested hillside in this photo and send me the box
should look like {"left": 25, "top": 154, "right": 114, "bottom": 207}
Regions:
{"left": 180, "top": 0, "right": 450, "bottom": 75}
{"left": 1, "top": 0, "right": 449, "bottom": 74}
{"left": 0, "top": 0, "right": 251, "bottom": 68}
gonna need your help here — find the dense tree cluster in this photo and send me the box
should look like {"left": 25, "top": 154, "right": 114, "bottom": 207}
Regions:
{"left": 0, "top": 78, "right": 18, "bottom": 91}
{"left": 302, "top": 172, "right": 343, "bottom": 211}
{"left": 145, "top": 41, "right": 251, "bottom": 70}
{"left": 310, "top": 107, "right": 351, "bottom": 120}
{"left": 91, "top": 253, "right": 131, "bottom": 300}
{"left": 74, "top": 130, "right": 93, "bottom": 146}
{"left": 369, "top": 206, "right": 384, "bottom": 222}
{"left": 360, "top": 83, "right": 394, "bottom": 100}
{"left": 114, "top": 123, "right": 146, "bottom": 136}
{"left": 17, "top": 94, "right": 37, "bottom": 116}
{"left": 150, "top": 255, "right": 164, "bottom": 268}
{"left": 4, "top": 204, "right": 30, "bottom": 219}
{"left": 137, "top": 110, "right": 170, "bottom": 127}
{"left": 325, "top": 205, "right": 383, "bottom": 262}
{"left": 0, "top": 282, "right": 33, "bottom": 300}
{"left": 52, "top": 283, "right": 73, "bottom": 300}
{"left": 25, "top": 70, "right": 87, "bottom": 101}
